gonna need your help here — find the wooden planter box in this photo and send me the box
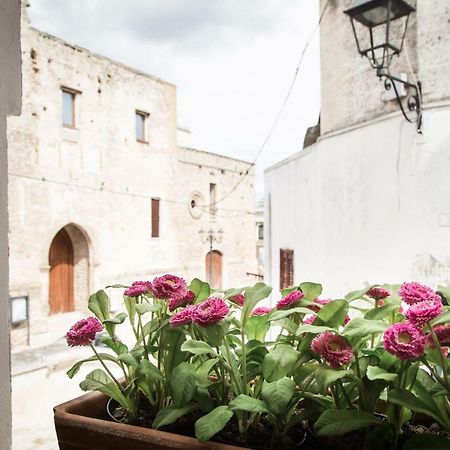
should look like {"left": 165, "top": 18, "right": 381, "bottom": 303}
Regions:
{"left": 54, "top": 390, "right": 249, "bottom": 450}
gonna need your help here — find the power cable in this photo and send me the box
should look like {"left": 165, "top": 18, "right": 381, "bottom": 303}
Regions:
{"left": 202, "top": 0, "right": 330, "bottom": 210}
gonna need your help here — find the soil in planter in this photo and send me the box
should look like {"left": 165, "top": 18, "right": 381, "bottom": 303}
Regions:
{"left": 108, "top": 401, "right": 306, "bottom": 449}
{"left": 307, "top": 420, "right": 450, "bottom": 450}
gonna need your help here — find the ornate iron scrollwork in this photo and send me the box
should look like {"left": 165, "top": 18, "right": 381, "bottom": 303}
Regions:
{"left": 380, "top": 72, "right": 422, "bottom": 133}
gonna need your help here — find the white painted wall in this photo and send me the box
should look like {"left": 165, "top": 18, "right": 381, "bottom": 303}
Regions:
{"left": 0, "top": 0, "right": 22, "bottom": 448}
{"left": 265, "top": 105, "right": 450, "bottom": 299}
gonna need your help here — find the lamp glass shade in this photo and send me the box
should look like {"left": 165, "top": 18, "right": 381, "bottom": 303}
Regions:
{"left": 344, "top": 0, "right": 414, "bottom": 28}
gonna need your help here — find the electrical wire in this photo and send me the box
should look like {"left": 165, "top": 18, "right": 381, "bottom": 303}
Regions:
{"left": 203, "top": 0, "right": 331, "bottom": 210}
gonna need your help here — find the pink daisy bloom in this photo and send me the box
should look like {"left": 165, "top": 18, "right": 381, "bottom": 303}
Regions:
{"left": 151, "top": 275, "right": 187, "bottom": 301}
{"left": 302, "top": 314, "right": 316, "bottom": 325}
{"left": 307, "top": 298, "right": 331, "bottom": 313}
{"left": 192, "top": 298, "right": 230, "bottom": 327}
{"left": 383, "top": 322, "right": 425, "bottom": 360}
{"left": 399, "top": 282, "right": 436, "bottom": 305}
{"left": 169, "top": 305, "right": 196, "bottom": 327}
{"left": 124, "top": 281, "right": 152, "bottom": 297}
{"left": 168, "top": 290, "right": 195, "bottom": 311}
{"left": 425, "top": 324, "right": 450, "bottom": 348}
{"left": 66, "top": 317, "right": 103, "bottom": 347}
{"left": 405, "top": 298, "right": 443, "bottom": 328}
{"left": 251, "top": 306, "right": 272, "bottom": 316}
{"left": 367, "top": 287, "right": 390, "bottom": 300}
{"left": 229, "top": 294, "right": 245, "bottom": 307}
{"left": 311, "top": 332, "right": 353, "bottom": 369}
{"left": 276, "top": 291, "right": 305, "bottom": 310}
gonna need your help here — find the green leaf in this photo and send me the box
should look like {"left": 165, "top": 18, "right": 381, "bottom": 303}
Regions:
{"left": 153, "top": 405, "right": 197, "bottom": 429}
{"left": 190, "top": 278, "right": 211, "bottom": 303}
{"left": 269, "top": 307, "right": 315, "bottom": 322}
{"left": 365, "top": 303, "right": 401, "bottom": 320}
{"left": 79, "top": 369, "right": 128, "bottom": 410}
{"left": 314, "top": 366, "right": 349, "bottom": 393}
{"left": 296, "top": 324, "right": 334, "bottom": 335}
{"left": 136, "top": 303, "right": 160, "bottom": 315}
{"left": 195, "top": 406, "right": 233, "bottom": 442}
{"left": 123, "top": 296, "right": 136, "bottom": 325}
{"left": 242, "top": 282, "right": 272, "bottom": 325}
{"left": 180, "top": 340, "right": 216, "bottom": 356}
{"left": 105, "top": 284, "right": 128, "bottom": 289}
{"left": 430, "top": 309, "right": 450, "bottom": 327}
{"left": 388, "top": 389, "right": 447, "bottom": 427}
{"left": 138, "top": 359, "right": 163, "bottom": 381}
{"left": 201, "top": 322, "right": 226, "bottom": 347}
{"left": 315, "top": 409, "right": 380, "bottom": 437}
{"left": 193, "top": 387, "right": 214, "bottom": 411}
{"left": 261, "top": 377, "right": 296, "bottom": 415}
{"left": 103, "top": 312, "right": 127, "bottom": 325}
{"left": 316, "top": 300, "right": 348, "bottom": 327}
{"left": 228, "top": 395, "right": 269, "bottom": 414}
{"left": 88, "top": 290, "right": 110, "bottom": 322}
{"left": 245, "top": 315, "right": 270, "bottom": 341}
{"left": 345, "top": 285, "right": 377, "bottom": 302}
{"left": 366, "top": 366, "right": 398, "bottom": 382}
{"left": 100, "top": 336, "right": 128, "bottom": 355}
{"left": 196, "top": 358, "right": 219, "bottom": 388}
{"left": 262, "top": 344, "right": 299, "bottom": 382}
{"left": 299, "top": 282, "right": 322, "bottom": 301}
{"left": 224, "top": 287, "right": 246, "bottom": 300}
{"left": 162, "top": 328, "right": 187, "bottom": 377}
{"left": 343, "top": 318, "right": 388, "bottom": 340}
{"left": 437, "top": 285, "right": 450, "bottom": 305}
{"left": 170, "top": 362, "right": 197, "bottom": 407}
{"left": 118, "top": 354, "right": 138, "bottom": 368}
{"left": 66, "top": 353, "right": 119, "bottom": 379}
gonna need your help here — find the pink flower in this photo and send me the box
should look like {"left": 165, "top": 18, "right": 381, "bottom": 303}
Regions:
{"left": 66, "top": 317, "right": 103, "bottom": 347}
{"left": 383, "top": 322, "right": 425, "bottom": 360}
{"left": 367, "top": 287, "right": 390, "bottom": 300}
{"left": 229, "top": 294, "right": 245, "bottom": 306}
{"left": 251, "top": 306, "right": 272, "bottom": 316}
{"left": 168, "top": 290, "right": 195, "bottom": 311}
{"left": 405, "top": 299, "right": 443, "bottom": 328}
{"left": 276, "top": 291, "right": 305, "bottom": 310}
{"left": 192, "top": 298, "right": 230, "bottom": 327}
{"left": 307, "top": 298, "right": 331, "bottom": 313}
{"left": 303, "top": 314, "right": 316, "bottom": 325}
{"left": 425, "top": 325, "right": 450, "bottom": 348}
{"left": 169, "top": 306, "right": 196, "bottom": 327}
{"left": 399, "top": 282, "right": 436, "bottom": 305}
{"left": 311, "top": 332, "right": 353, "bottom": 369}
{"left": 151, "top": 275, "right": 187, "bottom": 300}
{"left": 124, "top": 281, "right": 152, "bottom": 297}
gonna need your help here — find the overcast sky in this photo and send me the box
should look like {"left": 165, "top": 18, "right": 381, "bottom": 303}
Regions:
{"left": 28, "top": 0, "right": 321, "bottom": 201}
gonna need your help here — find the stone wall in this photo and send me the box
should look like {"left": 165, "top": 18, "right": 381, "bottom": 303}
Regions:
{"left": 8, "top": 18, "right": 257, "bottom": 345}
{"left": 0, "top": 0, "right": 22, "bottom": 447}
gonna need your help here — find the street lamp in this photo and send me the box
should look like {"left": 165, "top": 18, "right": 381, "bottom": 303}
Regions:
{"left": 199, "top": 228, "right": 224, "bottom": 287}
{"left": 344, "top": 0, "right": 422, "bottom": 132}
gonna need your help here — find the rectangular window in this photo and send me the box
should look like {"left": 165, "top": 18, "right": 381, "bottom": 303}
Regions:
{"left": 279, "top": 249, "right": 294, "bottom": 291}
{"left": 209, "top": 183, "right": 217, "bottom": 218}
{"left": 257, "top": 223, "right": 264, "bottom": 241}
{"left": 136, "top": 111, "right": 148, "bottom": 142}
{"left": 151, "top": 198, "right": 160, "bottom": 238}
{"left": 62, "top": 88, "right": 76, "bottom": 127}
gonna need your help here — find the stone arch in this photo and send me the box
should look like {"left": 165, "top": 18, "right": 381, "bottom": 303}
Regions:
{"left": 48, "top": 223, "right": 91, "bottom": 314}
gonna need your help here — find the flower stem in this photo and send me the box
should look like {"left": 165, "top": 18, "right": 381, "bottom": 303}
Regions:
{"left": 90, "top": 343, "right": 124, "bottom": 392}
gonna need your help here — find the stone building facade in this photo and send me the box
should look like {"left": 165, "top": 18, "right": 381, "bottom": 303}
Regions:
{"left": 265, "top": 0, "right": 450, "bottom": 298}
{"left": 8, "top": 13, "right": 257, "bottom": 345}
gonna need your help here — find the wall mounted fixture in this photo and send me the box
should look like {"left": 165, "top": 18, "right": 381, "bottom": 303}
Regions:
{"left": 344, "top": 0, "right": 422, "bottom": 133}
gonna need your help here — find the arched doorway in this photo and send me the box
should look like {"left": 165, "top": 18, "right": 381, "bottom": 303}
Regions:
{"left": 49, "top": 228, "right": 74, "bottom": 314}
{"left": 205, "top": 250, "right": 222, "bottom": 289}
{"left": 48, "top": 224, "right": 90, "bottom": 314}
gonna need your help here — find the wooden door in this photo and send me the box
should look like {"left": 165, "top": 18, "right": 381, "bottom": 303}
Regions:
{"left": 49, "top": 228, "right": 74, "bottom": 314}
{"left": 280, "top": 249, "right": 294, "bottom": 291}
{"left": 206, "top": 250, "right": 222, "bottom": 289}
